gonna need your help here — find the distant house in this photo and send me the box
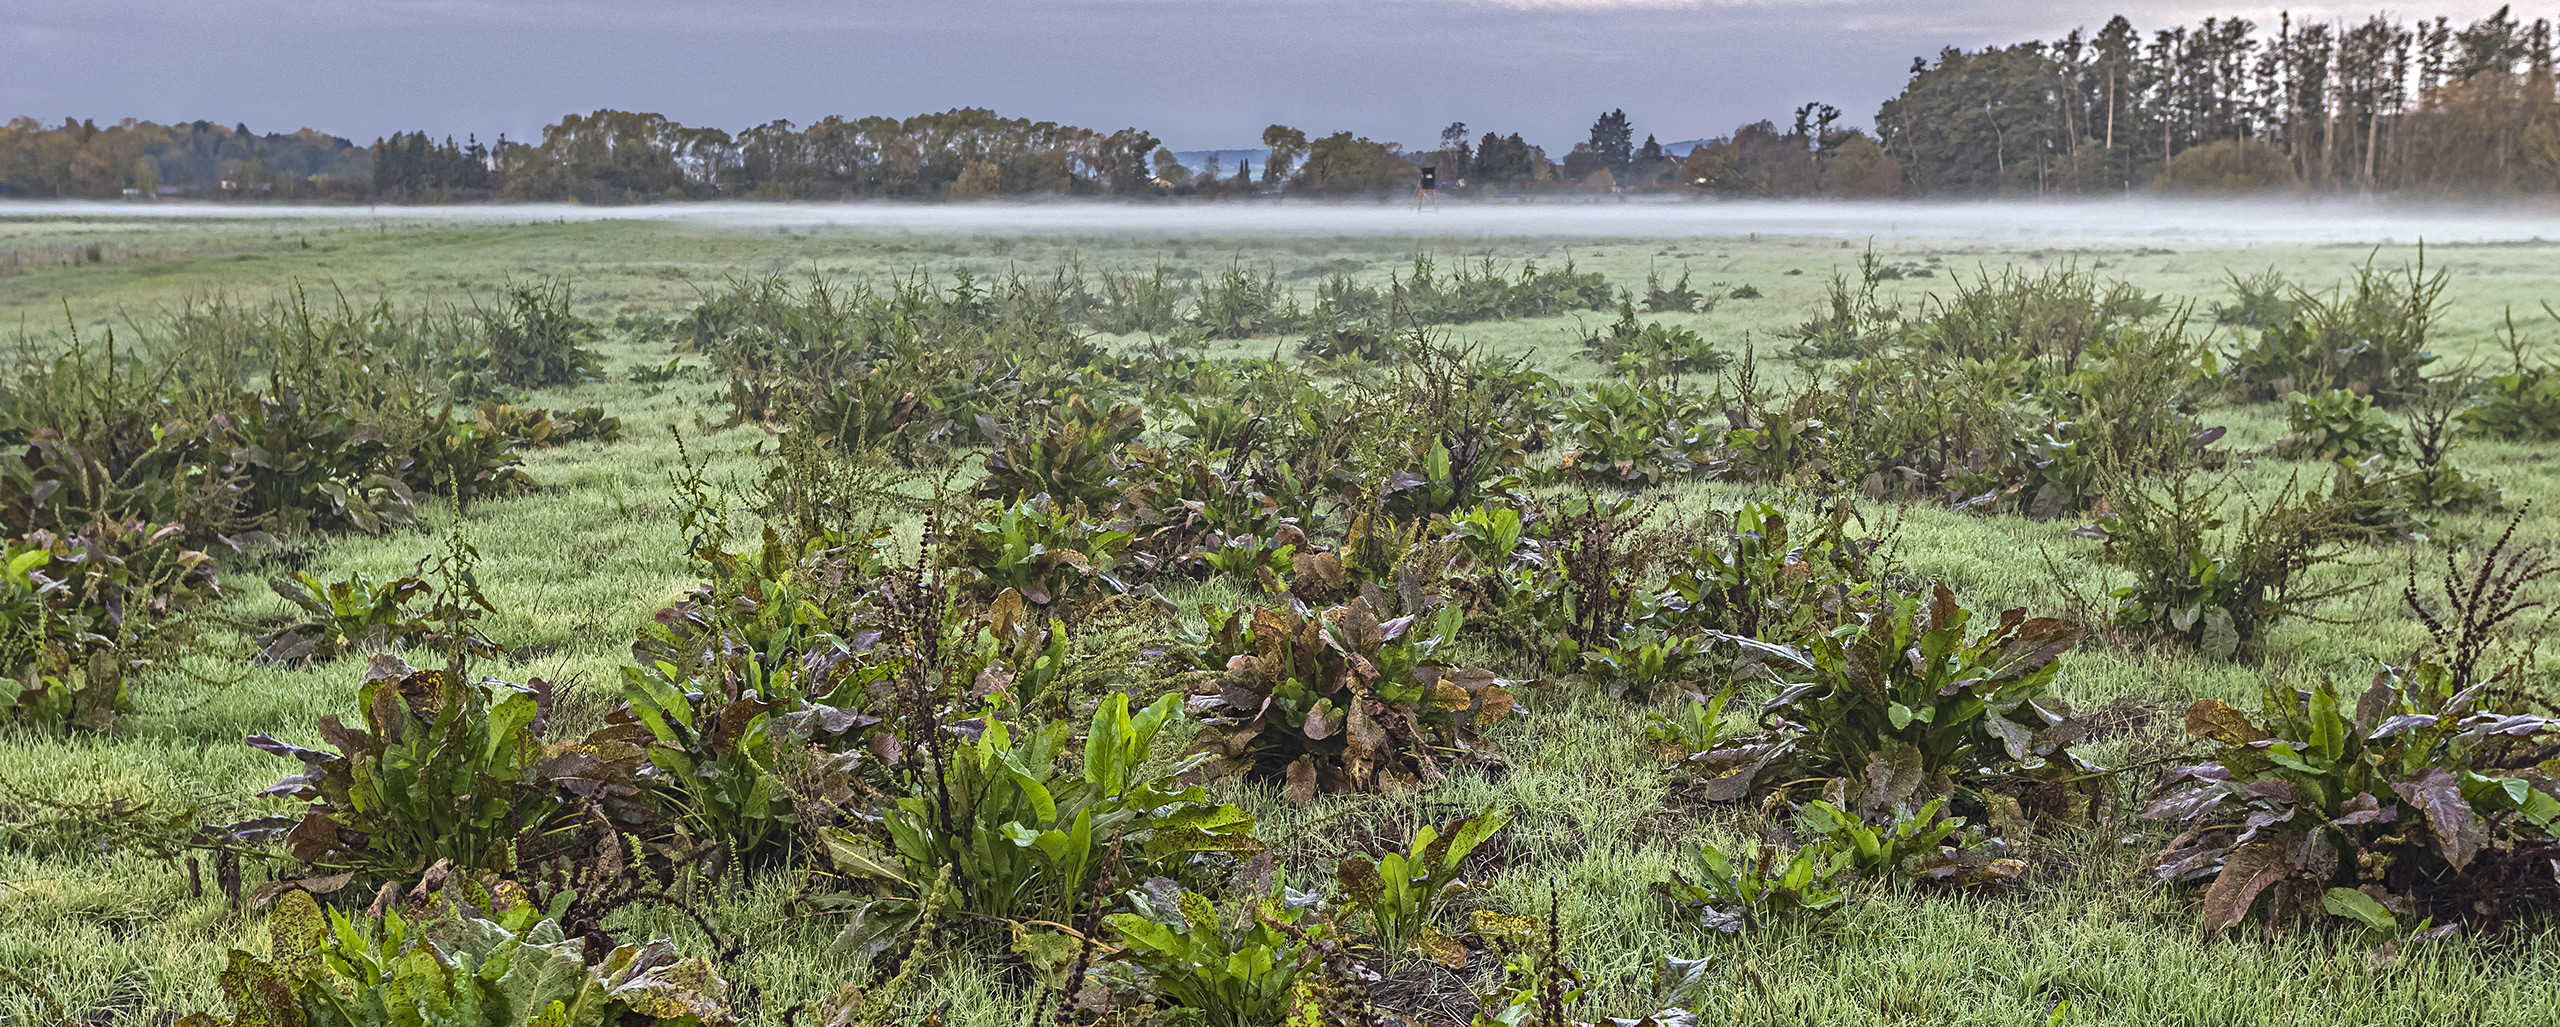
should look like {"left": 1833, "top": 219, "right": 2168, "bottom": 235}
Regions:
{"left": 159, "top": 185, "right": 181, "bottom": 196}
{"left": 120, "top": 188, "right": 141, "bottom": 200}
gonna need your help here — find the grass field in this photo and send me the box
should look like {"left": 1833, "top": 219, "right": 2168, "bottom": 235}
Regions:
{"left": 8, "top": 210, "right": 2560, "bottom": 1027}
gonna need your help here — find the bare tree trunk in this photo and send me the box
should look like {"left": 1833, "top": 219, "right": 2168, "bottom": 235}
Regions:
{"left": 2365, "top": 106, "right": 2381, "bottom": 189}
{"left": 2105, "top": 73, "right": 2117, "bottom": 149}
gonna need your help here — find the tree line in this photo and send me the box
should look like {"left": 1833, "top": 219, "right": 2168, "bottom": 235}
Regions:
{"left": 0, "top": 118, "right": 376, "bottom": 200}
{"left": 0, "top": 110, "right": 1164, "bottom": 203}
{"left": 9, "top": 6, "right": 2560, "bottom": 203}
{"left": 1864, "top": 3, "right": 2560, "bottom": 194}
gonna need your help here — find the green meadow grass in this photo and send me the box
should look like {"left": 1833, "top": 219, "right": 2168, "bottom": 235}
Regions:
{"left": 7, "top": 214, "right": 2560, "bottom": 1026}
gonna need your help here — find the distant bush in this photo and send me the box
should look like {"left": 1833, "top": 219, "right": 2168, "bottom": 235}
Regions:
{"left": 2160, "top": 138, "right": 2295, "bottom": 190}
{"left": 2231, "top": 255, "right": 2443, "bottom": 402}
{"left": 2084, "top": 472, "right": 2375, "bottom": 659}
{"left": 2459, "top": 308, "right": 2560, "bottom": 441}
{"left": 2273, "top": 389, "right": 2406, "bottom": 462}
{"left": 2213, "top": 267, "right": 2294, "bottom": 327}
{"left": 1579, "top": 295, "right": 1727, "bottom": 375}
{"left": 1298, "top": 254, "right": 1615, "bottom": 349}
{"left": 1193, "top": 259, "right": 1299, "bottom": 338}
{"left": 1642, "top": 266, "right": 1709, "bottom": 313}
{"left": 471, "top": 279, "right": 604, "bottom": 390}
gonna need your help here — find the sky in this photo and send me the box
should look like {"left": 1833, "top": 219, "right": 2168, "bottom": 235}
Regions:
{"left": 0, "top": 1, "right": 2524, "bottom": 153}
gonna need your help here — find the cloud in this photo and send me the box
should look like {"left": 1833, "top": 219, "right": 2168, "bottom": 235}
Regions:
{"left": 2, "top": 0, "right": 2537, "bottom": 153}
{"left": 1426, "top": 0, "right": 1818, "bottom": 8}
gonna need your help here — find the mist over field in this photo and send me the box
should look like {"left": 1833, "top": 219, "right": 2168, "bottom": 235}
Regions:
{"left": 13, "top": 196, "right": 2560, "bottom": 245}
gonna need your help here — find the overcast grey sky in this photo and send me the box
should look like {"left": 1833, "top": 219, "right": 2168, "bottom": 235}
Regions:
{"left": 0, "top": 1, "right": 2520, "bottom": 152}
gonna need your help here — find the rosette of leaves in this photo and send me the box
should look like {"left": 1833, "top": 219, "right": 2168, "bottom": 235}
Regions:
{"left": 400, "top": 405, "right": 535, "bottom": 510}
{"left": 1715, "top": 384, "right": 1834, "bottom": 486}
{"left": 1655, "top": 798, "right": 2021, "bottom": 935}
{"left": 1440, "top": 503, "right": 1550, "bottom": 631}
{"left": 951, "top": 495, "right": 1134, "bottom": 613}
{"left": 2272, "top": 389, "right": 2407, "bottom": 462}
{"left": 1375, "top": 430, "right": 1529, "bottom": 526}
{"left": 1652, "top": 836, "right": 1851, "bottom": 934}
{"left": 1163, "top": 388, "right": 1270, "bottom": 458}
{"left": 257, "top": 568, "right": 499, "bottom": 666}
{"left": 593, "top": 664, "right": 802, "bottom": 863}
{"left": 1688, "top": 584, "right": 2095, "bottom": 818}
{"left": 1119, "top": 459, "right": 1305, "bottom": 581}
{"left": 1658, "top": 502, "right": 1877, "bottom": 644}
{"left": 0, "top": 544, "right": 79, "bottom": 678}
{"left": 815, "top": 694, "right": 1260, "bottom": 961}
{"left": 556, "top": 405, "right": 623, "bottom": 444}
{"left": 954, "top": 588, "right": 1074, "bottom": 717}
{"left": 476, "top": 278, "right": 608, "bottom": 390}
{"left": 1642, "top": 266, "right": 1708, "bottom": 314}
{"left": 241, "top": 654, "right": 615, "bottom": 875}
{"left": 1337, "top": 808, "right": 1508, "bottom": 966}
{"left": 468, "top": 402, "right": 626, "bottom": 450}
{"left": 0, "top": 352, "right": 219, "bottom": 538}
{"left": 224, "top": 387, "right": 419, "bottom": 535}
{"left": 1580, "top": 295, "right": 1726, "bottom": 376}
{"left": 177, "top": 877, "right": 730, "bottom": 1027}
{"left": 1554, "top": 378, "right": 1723, "bottom": 486}
{"left": 469, "top": 402, "right": 566, "bottom": 448}
{"left": 1789, "top": 250, "right": 1908, "bottom": 359}
{"left": 1567, "top": 624, "right": 1722, "bottom": 700}
{"left": 976, "top": 395, "right": 1148, "bottom": 508}
{"left": 1189, "top": 597, "right": 1516, "bottom": 805}
{"left": 804, "top": 371, "right": 934, "bottom": 453}
{"left": 1647, "top": 685, "right": 1741, "bottom": 768}
{"left": 637, "top": 526, "right": 888, "bottom": 705}
{"left": 2, "top": 541, "right": 123, "bottom": 727}
{"left": 2213, "top": 267, "right": 2294, "bottom": 327}
{"left": 1796, "top": 796, "right": 2024, "bottom": 888}
{"left": 2461, "top": 364, "right": 2560, "bottom": 440}
{"left": 1301, "top": 325, "right": 1401, "bottom": 365}
{"left": 1103, "top": 873, "right": 1349, "bottom": 1027}
{"left": 2142, "top": 667, "right": 2560, "bottom": 935}
{"left": 2086, "top": 473, "right": 2371, "bottom": 659}
{"left": 2228, "top": 256, "right": 2441, "bottom": 402}
{"left": 3, "top": 520, "right": 221, "bottom": 732}
{"left": 2004, "top": 420, "right": 2105, "bottom": 521}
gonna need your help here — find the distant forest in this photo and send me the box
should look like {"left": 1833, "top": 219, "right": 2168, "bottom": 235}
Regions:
{"left": 7, "top": 5, "right": 2560, "bottom": 202}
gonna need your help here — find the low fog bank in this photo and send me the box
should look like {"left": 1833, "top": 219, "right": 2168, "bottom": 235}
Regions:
{"left": 12, "top": 196, "right": 2560, "bottom": 246}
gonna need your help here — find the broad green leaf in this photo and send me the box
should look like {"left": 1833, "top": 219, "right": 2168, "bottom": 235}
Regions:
{"left": 2321, "top": 888, "right": 2399, "bottom": 932}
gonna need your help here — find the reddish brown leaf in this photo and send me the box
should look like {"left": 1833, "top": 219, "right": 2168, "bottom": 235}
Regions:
{"left": 987, "top": 589, "right": 1026, "bottom": 640}
{"left": 1336, "top": 600, "right": 1384, "bottom": 654}
{"left": 1284, "top": 755, "right": 1317, "bottom": 806}
{"left": 2199, "top": 843, "right": 2290, "bottom": 934}
{"left": 2392, "top": 767, "right": 2486, "bottom": 870}
{"left": 1303, "top": 699, "right": 1340, "bottom": 741}
{"left": 709, "top": 695, "right": 776, "bottom": 755}
{"left": 284, "top": 812, "right": 338, "bottom": 863}
{"left": 1985, "top": 618, "right": 2083, "bottom": 680}
{"left": 1345, "top": 699, "right": 1389, "bottom": 758}
{"left": 1292, "top": 551, "right": 1345, "bottom": 593}
{"left": 2353, "top": 675, "right": 2395, "bottom": 735}
{"left": 2184, "top": 700, "right": 2269, "bottom": 744}
{"left": 1845, "top": 633, "right": 1888, "bottom": 704}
